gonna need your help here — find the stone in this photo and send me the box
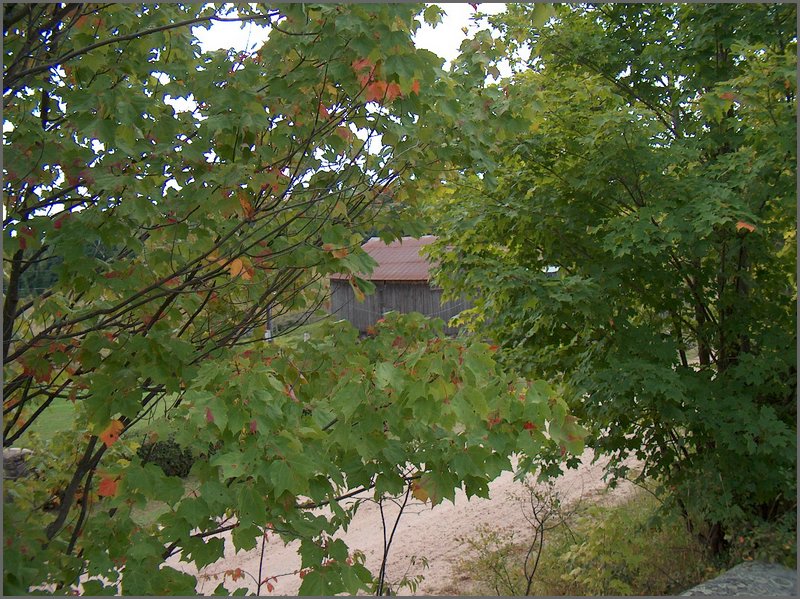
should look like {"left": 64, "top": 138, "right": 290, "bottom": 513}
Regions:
{"left": 681, "top": 560, "right": 797, "bottom": 597}
{"left": 3, "top": 447, "right": 34, "bottom": 480}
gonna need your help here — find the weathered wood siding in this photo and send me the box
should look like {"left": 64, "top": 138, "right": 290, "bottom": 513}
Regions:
{"left": 330, "top": 280, "right": 469, "bottom": 334}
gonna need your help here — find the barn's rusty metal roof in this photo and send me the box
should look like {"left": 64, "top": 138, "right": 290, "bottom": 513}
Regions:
{"left": 330, "top": 235, "right": 438, "bottom": 282}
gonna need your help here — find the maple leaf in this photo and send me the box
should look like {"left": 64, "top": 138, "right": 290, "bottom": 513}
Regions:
{"left": 411, "top": 481, "right": 429, "bottom": 503}
{"left": 99, "top": 420, "right": 124, "bottom": 448}
{"left": 385, "top": 82, "right": 402, "bottom": 102}
{"left": 335, "top": 126, "right": 353, "bottom": 141}
{"left": 238, "top": 192, "right": 255, "bottom": 219}
{"left": 227, "top": 257, "right": 253, "bottom": 280}
{"left": 736, "top": 221, "right": 756, "bottom": 233}
{"left": 351, "top": 57, "right": 373, "bottom": 74}
{"left": 97, "top": 475, "right": 119, "bottom": 497}
{"left": 366, "top": 80, "right": 388, "bottom": 102}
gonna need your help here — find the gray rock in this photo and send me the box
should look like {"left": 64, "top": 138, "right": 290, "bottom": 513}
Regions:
{"left": 3, "top": 447, "right": 33, "bottom": 480}
{"left": 682, "top": 560, "right": 797, "bottom": 597}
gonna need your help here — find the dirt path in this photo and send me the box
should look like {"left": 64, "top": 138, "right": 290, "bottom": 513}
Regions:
{"left": 167, "top": 449, "right": 638, "bottom": 595}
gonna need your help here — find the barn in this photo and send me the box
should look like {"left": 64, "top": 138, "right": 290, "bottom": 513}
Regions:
{"left": 329, "top": 235, "right": 468, "bottom": 334}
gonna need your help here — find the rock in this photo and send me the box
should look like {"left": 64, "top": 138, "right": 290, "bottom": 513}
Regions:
{"left": 681, "top": 560, "right": 797, "bottom": 596}
{"left": 3, "top": 448, "right": 34, "bottom": 480}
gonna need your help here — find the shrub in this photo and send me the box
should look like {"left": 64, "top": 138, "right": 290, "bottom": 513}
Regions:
{"left": 457, "top": 486, "right": 720, "bottom": 596}
{"left": 726, "top": 510, "right": 797, "bottom": 569}
{"left": 137, "top": 437, "right": 196, "bottom": 478}
{"left": 550, "top": 494, "right": 718, "bottom": 596}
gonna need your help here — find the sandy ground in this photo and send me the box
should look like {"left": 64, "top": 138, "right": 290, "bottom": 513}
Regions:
{"left": 166, "top": 449, "right": 639, "bottom": 595}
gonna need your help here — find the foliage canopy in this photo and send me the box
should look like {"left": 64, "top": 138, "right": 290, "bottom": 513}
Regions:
{"left": 433, "top": 2, "right": 796, "bottom": 554}
{"left": 3, "top": 4, "right": 586, "bottom": 594}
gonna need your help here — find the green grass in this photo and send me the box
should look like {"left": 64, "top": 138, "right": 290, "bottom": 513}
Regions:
{"left": 24, "top": 399, "right": 78, "bottom": 442}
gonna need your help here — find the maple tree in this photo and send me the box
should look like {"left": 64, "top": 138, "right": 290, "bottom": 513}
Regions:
{"left": 432, "top": 3, "right": 796, "bottom": 555}
{"left": 3, "top": 4, "right": 586, "bottom": 595}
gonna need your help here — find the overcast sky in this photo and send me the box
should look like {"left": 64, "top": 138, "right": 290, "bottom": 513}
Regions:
{"left": 194, "top": 4, "right": 509, "bottom": 69}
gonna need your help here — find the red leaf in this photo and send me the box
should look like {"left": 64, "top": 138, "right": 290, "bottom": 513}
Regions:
{"left": 719, "top": 91, "right": 736, "bottom": 101}
{"left": 318, "top": 103, "right": 330, "bottom": 120}
{"left": 99, "top": 420, "right": 124, "bottom": 448}
{"left": 97, "top": 476, "right": 118, "bottom": 497}
{"left": 249, "top": 419, "right": 257, "bottom": 433}
{"left": 523, "top": 421, "right": 537, "bottom": 431}
{"left": 411, "top": 79, "right": 420, "bottom": 95}
{"left": 469, "top": 3, "right": 479, "bottom": 10}
{"left": 205, "top": 407, "right": 214, "bottom": 423}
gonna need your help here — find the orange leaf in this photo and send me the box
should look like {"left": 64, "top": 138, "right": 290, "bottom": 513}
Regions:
{"left": 238, "top": 192, "right": 255, "bottom": 219}
{"left": 318, "top": 103, "right": 330, "bottom": 120}
{"left": 366, "top": 80, "right": 387, "bottom": 102}
{"left": 335, "top": 126, "right": 353, "bottom": 141}
{"left": 332, "top": 247, "right": 348, "bottom": 259}
{"left": 719, "top": 91, "right": 736, "bottom": 101}
{"left": 736, "top": 221, "right": 756, "bottom": 233}
{"left": 351, "top": 57, "right": 373, "bottom": 74}
{"left": 227, "top": 257, "right": 252, "bottom": 280}
{"left": 385, "top": 82, "right": 402, "bottom": 101}
{"left": 99, "top": 420, "right": 124, "bottom": 448}
{"left": 411, "top": 79, "right": 420, "bottom": 95}
{"left": 97, "top": 476, "right": 118, "bottom": 497}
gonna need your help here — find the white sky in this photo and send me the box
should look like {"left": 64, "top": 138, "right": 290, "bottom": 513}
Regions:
{"left": 167, "top": 4, "right": 511, "bottom": 115}
{"left": 195, "top": 3, "right": 509, "bottom": 70}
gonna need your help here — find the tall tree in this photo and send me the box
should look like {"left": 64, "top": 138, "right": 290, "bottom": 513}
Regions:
{"left": 3, "top": 4, "right": 585, "bottom": 594}
{"left": 434, "top": 3, "right": 796, "bottom": 554}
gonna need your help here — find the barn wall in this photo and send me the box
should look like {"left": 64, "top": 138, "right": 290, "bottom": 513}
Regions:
{"left": 329, "top": 279, "right": 470, "bottom": 334}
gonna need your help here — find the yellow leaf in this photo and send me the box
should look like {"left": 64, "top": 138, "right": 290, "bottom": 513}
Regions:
{"left": 411, "top": 481, "right": 429, "bottom": 503}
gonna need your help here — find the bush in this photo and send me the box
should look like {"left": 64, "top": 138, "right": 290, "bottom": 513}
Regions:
{"left": 550, "top": 494, "right": 718, "bottom": 595}
{"left": 457, "top": 486, "right": 720, "bottom": 596}
{"left": 137, "top": 437, "right": 196, "bottom": 478}
{"left": 726, "top": 510, "right": 797, "bottom": 569}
